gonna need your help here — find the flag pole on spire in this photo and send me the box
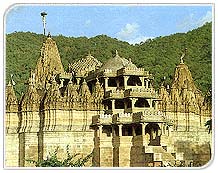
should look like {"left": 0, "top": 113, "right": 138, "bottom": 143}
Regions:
{"left": 41, "top": 12, "right": 47, "bottom": 35}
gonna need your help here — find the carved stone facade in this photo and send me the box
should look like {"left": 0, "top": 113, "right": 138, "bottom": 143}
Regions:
{"left": 5, "top": 34, "right": 212, "bottom": 167}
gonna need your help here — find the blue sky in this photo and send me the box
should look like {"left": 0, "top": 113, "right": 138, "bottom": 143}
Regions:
{"left": 6, "top": 5, "right": 212, "bottom": 44}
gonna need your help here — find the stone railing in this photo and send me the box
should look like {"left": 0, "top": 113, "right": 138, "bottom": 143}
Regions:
{"left": 92, "top": 114, "right": 113, "bottom": 125}
{"left": 103, "top": 69, "right": 117, "bottom": 76}
{"left": 117, "top": 67, "right": 145, "bottom": 76}
{"left": 113, "top": 112, "right": 133, "bottom": 123}
{"left": 124, "top": 88, "right": 159, "bottom": 98}
{"left": 133, "top": 110, "right": 165, "bottom": 122}
{"left": 105, "top": 90, "right": 124, "bottom": 98}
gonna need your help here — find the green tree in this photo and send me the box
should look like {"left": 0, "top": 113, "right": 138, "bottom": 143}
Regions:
{"left": 27, "top": 145, "right": 92, "bottom": 167}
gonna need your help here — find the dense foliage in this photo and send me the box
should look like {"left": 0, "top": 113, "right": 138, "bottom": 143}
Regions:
{"left": 6, "top": 22, "right": 212, "bottom": 98}
{"left": 26, "top": 145, "right": 92, "bottom": 167}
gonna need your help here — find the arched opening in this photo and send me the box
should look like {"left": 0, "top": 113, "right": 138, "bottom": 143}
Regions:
{"left": 102, "top": 125, "right": 112, "bottom": 137}
{"left": 145, "top": 123, "right": 161, "bottom": 146}
{"left": 104, "top": 100, "right": 112, "bottom": 110}
{"left": 135, "top": 124, "right": 142, "bottom": 136}
{"left": 108, "top": 77, "right": 117, "bottom": 87}
{"left": 127, "top": 76, "right": 142, "bottom": 86}
{"left": 115, "top": 76, "right": 124, "bottom": 87}
{"left": 115, "top": 99, "right": 124, "bottom": 109}
{"left": 122, "top": 125, "right": 133, "bottom": 136}
{"left": 135, "top": 98, "right": 150, "bottom": 108}
{"left": 126, "top": 99, "right": 132, "bottom": 109}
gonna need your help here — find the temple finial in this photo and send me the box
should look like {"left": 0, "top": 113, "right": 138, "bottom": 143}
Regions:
{"left": 115, "top": 50, "right": 119, "bottom": 56}
{"left": 47, "top": 32, "right": 51, "bottom": 38}
{"left": 180, "top": 48, "right": 187, "bottom": 64}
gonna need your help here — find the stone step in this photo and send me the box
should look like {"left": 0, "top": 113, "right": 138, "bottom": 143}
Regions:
{"left": 145, "top": 146, "right": 176, "bottom": 166}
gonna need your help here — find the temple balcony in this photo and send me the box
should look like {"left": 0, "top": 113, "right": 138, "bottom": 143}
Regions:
{"left": 133, "top": 110, "right": 166, "bottom": 123}
{"left": 117, "top": 67, "right": 146, "bottom": 76}
{"left": 105, "top": 90, "right": 124, "bottom": 99}
{"left": 124, "top": 88, "right": 159, "bottom": 98}
{"left": 92, "top": 114, "right": 113, "bottom": 125}
{"left": 125, "top": 107, "right": 151, "bottom": 113}
{"left": 112, "top": 112, "right": 133, "bottom": 124}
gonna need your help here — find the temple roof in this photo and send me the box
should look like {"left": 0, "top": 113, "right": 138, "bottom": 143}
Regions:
{"left": 69, "top": 53, "right": 102, "bottom": 76}
{"left": 99, "top": 50, "right": 137, "bottom": 72}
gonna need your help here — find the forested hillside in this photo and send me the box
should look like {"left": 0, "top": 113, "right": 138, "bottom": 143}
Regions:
{"left": 6, "top": 22, "right": 212, "bottom": 98}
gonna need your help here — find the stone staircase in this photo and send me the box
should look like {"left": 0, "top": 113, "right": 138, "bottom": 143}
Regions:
{"left": 144, "top": 146, "right": 179, "bottom": 166}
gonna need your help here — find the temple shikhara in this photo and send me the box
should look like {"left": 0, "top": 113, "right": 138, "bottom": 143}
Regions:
{"left": 5, "top": 34, "right": 212, "bottom": 167}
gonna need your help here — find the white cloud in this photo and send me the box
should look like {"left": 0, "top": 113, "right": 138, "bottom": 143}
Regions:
{"left": 116, "top": 23, "right": 152, "bottom": 44}
{"left": 117, "top": 23, "right": 139, "bottom": 40}
{"left": 128, "top": 36, "right": 153, "bottom": 45}
{"left": 177, "top": 11, "right": 212, "bottom": 32}
{"left": 197, "top": 11, "right": 212, "bottom": 27}
{"left": 177, "top": 13, "right": 195, "bottom": 31}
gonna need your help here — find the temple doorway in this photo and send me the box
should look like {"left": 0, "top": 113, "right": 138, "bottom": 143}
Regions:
{"left": 145, "top": 123, "right": 161, "bottom": 146}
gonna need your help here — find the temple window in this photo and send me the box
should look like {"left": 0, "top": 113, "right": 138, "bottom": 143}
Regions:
{"left": 126, "top": 99, "right": 132, "bottom": 109}
{"left": 135, "top": 124, "right": 142, "bottom": 136}
{"left": 127, "top": 76, "right": 142, "bottom": 86}
{"left": 122, "top": 125, "right": 133, "bottom": 136}
{"left": 102, "top": 125, "right": 112, "bottom": 137}
{"left": 118, "top": 77, "right": 124, "bottom": 87}
{"left": 104, "top": 100, "right": 112, "bottom": 109}
{"left": 115, "top": 99, "right": 124, "bottom": 109}
{"left": 108, "top": 77, "right": 117, "bottom": 87}
{"left": 134, "top": 98, "right": 150, "bottom": 108}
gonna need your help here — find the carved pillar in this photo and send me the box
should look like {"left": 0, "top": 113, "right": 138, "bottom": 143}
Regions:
{"left": 160, "top": 123, "right": 164, "bottom": 135}
{"left": 140, "top": 77, "right": 145, "bottom": 87}
{"left": 132, "top": 125, "right": 136, "bottom": 136}
{"left": 118, "top": 124, "right": 123, "bottom": 136}
{"left": 150, "top": 99, "right": 153, "bottom": 108}
{"left": 99, "top": 125, "right": 103, "bottom": 137}
{"left": 95, "top": 127, "right": 98, "bottom": 137}
{"left": 131, "top": 98, "right": 137, "bottom": 110}
{"left": 112, "top": 100, "right": 115, "bottom": 112}
{"left": 141, "top": 123, "right": 146, "bottom": 136}
{"left": 105, "top": 77, "right": 109, "bottom": 88}
{"left": 116, "top": 79, "right": 120, "bottom": 88}
{"left": 112, "top": 126, "right": 116, "bottom": 137}
{"left": 146, "top": 79, "right": 149, "bottom": 88}
{"left": 123, "top": 76, "right": 129, "bottom": 89}
{"left": 154, "top": 101, "right": 158, "bottom": 109}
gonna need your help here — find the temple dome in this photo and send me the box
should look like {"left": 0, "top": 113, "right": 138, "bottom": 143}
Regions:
{"left": 99, "top": 50, "right": 137, "bottom": 72}
{"left": 69, "top": 53, "right": 102, "bottom": 76}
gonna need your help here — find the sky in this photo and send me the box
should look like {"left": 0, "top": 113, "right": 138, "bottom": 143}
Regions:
{"left": 5, "top": 4, "right": 213, "bottom": 44}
